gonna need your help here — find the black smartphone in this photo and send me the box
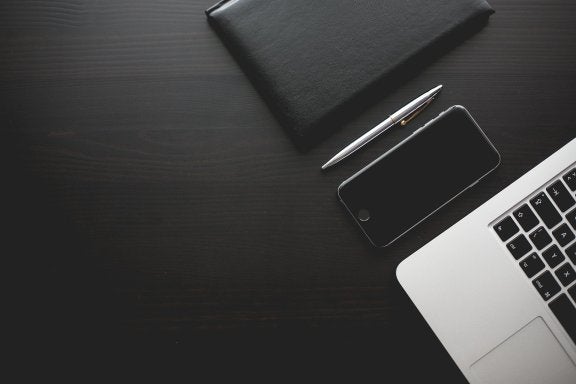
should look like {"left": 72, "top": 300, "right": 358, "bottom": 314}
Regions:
{"left": 337, "top": 105, "right": 500, "bottom": 247}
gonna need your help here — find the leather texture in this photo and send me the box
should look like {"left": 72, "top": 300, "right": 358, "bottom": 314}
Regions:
{"left": 206, "top": 0, "right": 494, "bottom": 151}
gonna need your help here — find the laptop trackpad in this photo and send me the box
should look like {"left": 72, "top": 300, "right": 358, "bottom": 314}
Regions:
{"left": 470, "top": 317, "right": 576, "bottom": 384}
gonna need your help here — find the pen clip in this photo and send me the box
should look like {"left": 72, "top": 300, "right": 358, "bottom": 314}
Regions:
{"left": 400, "top": 97, "right": 434, "bottom": 126}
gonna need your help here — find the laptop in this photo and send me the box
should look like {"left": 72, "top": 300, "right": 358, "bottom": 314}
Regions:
{"left": 397, "top": 138, "right": 576, "bottom": 384}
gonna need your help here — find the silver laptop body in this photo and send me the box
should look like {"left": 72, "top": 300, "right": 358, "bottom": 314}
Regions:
{"left": 397, "top": 138, "right": 576, "bottom": 384}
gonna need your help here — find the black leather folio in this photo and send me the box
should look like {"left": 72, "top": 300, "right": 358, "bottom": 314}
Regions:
{"left": 206, "top": 0, "right": 494, "bottom": 151}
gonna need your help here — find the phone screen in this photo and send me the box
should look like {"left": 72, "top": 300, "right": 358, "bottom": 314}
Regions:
{"left": 338, "top": 106, "right": 500, "bottom": 247}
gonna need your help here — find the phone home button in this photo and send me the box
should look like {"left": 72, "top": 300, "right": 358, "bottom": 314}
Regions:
{"left": 358, "top": 209, "right": 371, "bottom": 222}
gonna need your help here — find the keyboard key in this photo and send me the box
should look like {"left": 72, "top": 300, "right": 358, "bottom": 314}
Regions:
{"left": 566, "top": 243, "right": 576, "bottom": 264}
{"left": 552, "top": 223, "right": 575, "bottom": 247}
{"left": 530, "top": 192, "right": 562, "bottom": 228}
{"left": 567, "top": 208, "right": 576, "bottom": 231}
{"left": 512, "top": 204, "right": 539, "bottom": 232}
{"left": 563, "top": 168, "right": 576, "bottom": 191}
{"left": 549, "top": 294, "right": 576, "bottom": 345}
{"left": 569, "top": 285, "right": 576, "bottom": 302}
{"left": 520, "top": 253, "right": 545, "bottom": 278}
{"left": 547, "top": 180, "right": 575, "bottom": 212}
{"left": 533, "top": 271, "right": 561, "bottom": 301}
{"left": 494, "top": 216, "right": 518, "bottom": 241}
{"left": 506, "top": 234, "right": 532, "bottom": 259}
{"left": 542, "top": 245, "right": 565, "bottom": 268}
{"left": 555, "top": 263, "right": 576, "bottom": 287}
{"left": 529, "top": 226, "right": 552, "bottom": 250}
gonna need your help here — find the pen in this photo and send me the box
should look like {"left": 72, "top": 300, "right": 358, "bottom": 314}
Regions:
{"left": 321, "top": 84, "right": 443, "bottom": 170}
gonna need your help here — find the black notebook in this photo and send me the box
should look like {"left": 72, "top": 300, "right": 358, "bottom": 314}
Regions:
{"left": 206, "top": 0, "right": 494, "bottom": 151}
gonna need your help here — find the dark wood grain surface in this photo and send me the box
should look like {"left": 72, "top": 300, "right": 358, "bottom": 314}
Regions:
{"left": 2, "top": 0, "right": 576, "bottom": 380}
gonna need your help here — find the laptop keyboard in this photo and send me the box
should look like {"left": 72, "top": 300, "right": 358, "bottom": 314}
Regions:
{"left": 493, "top": 166, "right": 576, "bottom": 345}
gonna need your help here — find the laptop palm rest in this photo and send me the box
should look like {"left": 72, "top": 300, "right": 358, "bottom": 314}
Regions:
{"left": 470, "top": 317, "right": 576, "bottom": 384}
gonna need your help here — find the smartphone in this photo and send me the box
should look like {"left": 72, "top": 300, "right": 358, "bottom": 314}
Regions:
{"left": 337, "top": 105, "right": 500, "bottom": 247}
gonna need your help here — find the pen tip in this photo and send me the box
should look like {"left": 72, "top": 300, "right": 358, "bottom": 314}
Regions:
{"left": 321, "top": 160, "right": 334, "bottom": 170}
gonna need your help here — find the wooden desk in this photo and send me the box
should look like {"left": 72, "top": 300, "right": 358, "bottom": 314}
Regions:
{"left": 2, "top": 0, "right": 575, "bottom": 380}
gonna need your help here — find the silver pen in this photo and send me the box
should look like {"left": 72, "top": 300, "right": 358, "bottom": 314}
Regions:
{"left": 321, "top": 84, "right": 443, "bottom": 170}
